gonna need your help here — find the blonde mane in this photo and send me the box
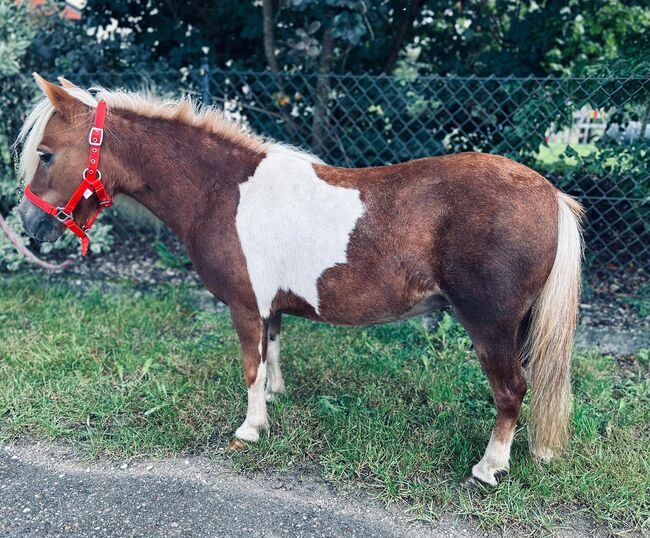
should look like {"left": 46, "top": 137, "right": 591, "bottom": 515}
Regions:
{"left": 16, "top": 84, "right": 321, "bottom": 185}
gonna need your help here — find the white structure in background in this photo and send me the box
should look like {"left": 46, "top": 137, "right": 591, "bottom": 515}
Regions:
{"left": 548, "top": 106, "right": 650, "bottom": 145}
{"left": 605, "top": 120, "right": 650, "bottom": 144}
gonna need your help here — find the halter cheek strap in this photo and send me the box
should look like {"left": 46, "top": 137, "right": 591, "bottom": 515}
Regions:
{"left": 24, "top": 100, "right": 112, "bottom": 256}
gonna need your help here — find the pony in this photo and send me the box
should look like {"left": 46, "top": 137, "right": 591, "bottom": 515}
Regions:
{"left": 16, "top": 75, "right": 583, "bottom": 486}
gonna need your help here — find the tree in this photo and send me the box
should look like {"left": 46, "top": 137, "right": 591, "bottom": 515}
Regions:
{"left": 406, "top": 0, "right": 650, "bottom": 77}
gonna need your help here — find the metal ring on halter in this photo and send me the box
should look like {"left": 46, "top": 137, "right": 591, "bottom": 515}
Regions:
{"left": 54, "top": 207, "right": 73, "bottom": 223}
{"left": 82, "top": 168, "right": 102, "bottom": 180}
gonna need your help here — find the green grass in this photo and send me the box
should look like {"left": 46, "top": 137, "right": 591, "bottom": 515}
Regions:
{"left": 535, "top": 142, "right": 597, "bottom": 169}
{"left": 0, "top": 275, "right": 648, "bottom": 534}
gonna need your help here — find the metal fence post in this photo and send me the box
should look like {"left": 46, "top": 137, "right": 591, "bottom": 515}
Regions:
{"left": 199, "top": 56, "right": 211, "bottom": 105}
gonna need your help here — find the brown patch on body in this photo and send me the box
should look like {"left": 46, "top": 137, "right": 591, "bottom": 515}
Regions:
{"left": 312, "top": 153, "right": 557, "bottom": 326}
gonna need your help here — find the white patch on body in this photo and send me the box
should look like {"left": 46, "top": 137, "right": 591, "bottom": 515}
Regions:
{"left": 265, "top": 335, "right": 285, "bottom": 401}
{"left": 471, "top": 430, "right": 514, "bottom": 486}
{"left": 235, "top": 360, "right": 268, "bottom": 442}
{"left": 235, "top": 148, "right": 365, "bottom": 318}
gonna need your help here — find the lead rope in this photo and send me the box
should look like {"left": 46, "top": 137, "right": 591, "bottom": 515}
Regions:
{"left": 0, "top": 211, "right": 75, "bottom": 271}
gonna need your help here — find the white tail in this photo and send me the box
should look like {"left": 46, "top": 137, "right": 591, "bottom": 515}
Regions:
{"left": 524, "top": 191, "right": 584, "bottom": 461}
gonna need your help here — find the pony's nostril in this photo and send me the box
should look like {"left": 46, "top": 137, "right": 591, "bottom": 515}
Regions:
{"left": 22, "top": 209, "right": 63, "bottom": 243}
{"left": 34, "top": 218, "right": 50, "bottom": 238}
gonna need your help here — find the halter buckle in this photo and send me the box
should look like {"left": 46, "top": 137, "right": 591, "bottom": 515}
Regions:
{"left": 55, "top": 207, "right": 73, "bottom": 223}
{"left": 88, "top": 127, "right": 104, "bottom": 146}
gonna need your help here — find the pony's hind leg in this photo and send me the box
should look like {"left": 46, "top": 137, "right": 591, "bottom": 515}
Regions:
{"left": 266, "top": 313, "right": 286, "bottom": 401}
{"left": 463, "top": 327, "right": 527, "bottom": 487}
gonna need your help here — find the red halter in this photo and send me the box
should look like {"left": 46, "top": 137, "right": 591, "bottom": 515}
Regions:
{"left": 24, "top": 100, "right": 112, "bottom": 256}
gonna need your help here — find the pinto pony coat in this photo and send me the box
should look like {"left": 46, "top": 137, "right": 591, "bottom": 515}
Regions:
{"left": 16, "top": 76, "right": 583, "bottom": 486}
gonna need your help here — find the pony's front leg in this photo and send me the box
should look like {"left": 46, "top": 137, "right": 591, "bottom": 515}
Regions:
{"left": 230, "top": 305, "right": 269, "bottom": 444}
{"left": 266, "top": 313, "right": 286, "bottom": 401}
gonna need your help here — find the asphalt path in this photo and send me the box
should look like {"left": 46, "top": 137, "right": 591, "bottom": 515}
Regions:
{"left": 0, "top": 442, "right": 603, "bottom": 537}
{"left": 1, "top": 442, "right": 478, "bottom": 538}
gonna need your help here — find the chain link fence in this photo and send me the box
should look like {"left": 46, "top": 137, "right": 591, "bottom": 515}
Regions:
{"left": 204, "top": 69, "right": 648, "bottom": 272}
{"left": 22, "top": 67, "right": 650, "bottom": 271}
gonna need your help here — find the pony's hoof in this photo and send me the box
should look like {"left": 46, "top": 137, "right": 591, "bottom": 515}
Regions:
{"left": 461, "top": 470, "right": 506, "bottom": 489}
{"left": 228, "top": 437, "right": 248, "bottom": 451}
{"left": 461, "top": 474, "right": 493, "bottom": 489}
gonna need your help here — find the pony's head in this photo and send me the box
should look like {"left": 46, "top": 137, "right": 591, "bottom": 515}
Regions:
{"left": 16, "top": 74, "right": 106, "bottom": 243}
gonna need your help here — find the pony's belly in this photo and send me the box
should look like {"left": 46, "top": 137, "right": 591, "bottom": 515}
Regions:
{"left": 366, "top": 293, "right": 449, "bottom": 324}
{"left": 317, "top": 290, "right": 449, "bottom": 326}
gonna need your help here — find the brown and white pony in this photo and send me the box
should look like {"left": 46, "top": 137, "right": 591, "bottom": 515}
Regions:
{"left": 16, "top": 75, "right": 583, "bottom": 486}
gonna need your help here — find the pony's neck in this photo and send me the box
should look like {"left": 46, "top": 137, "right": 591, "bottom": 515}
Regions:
{"left": 107, "top": 110, "right": 264, "bottom": 241}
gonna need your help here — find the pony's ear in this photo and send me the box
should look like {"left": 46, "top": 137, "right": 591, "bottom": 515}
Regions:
{"left": 57, "top": 76, "right": 78, "bottom": 89}
{"left": 33, "top": 72, "right": 86, "bottom": 121}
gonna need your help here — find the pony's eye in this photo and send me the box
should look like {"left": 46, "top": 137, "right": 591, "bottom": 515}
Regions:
{"left": 38, "top": 151, "right": 53, "bottom": 165}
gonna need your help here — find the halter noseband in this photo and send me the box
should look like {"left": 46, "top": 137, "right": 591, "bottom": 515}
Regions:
{"left": 24, "top": 100, "right": 112, "bottom": 256}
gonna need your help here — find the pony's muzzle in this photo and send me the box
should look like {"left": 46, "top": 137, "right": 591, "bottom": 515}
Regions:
{"left": 18, "top": 197, "right": 65, "bottom": 243}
